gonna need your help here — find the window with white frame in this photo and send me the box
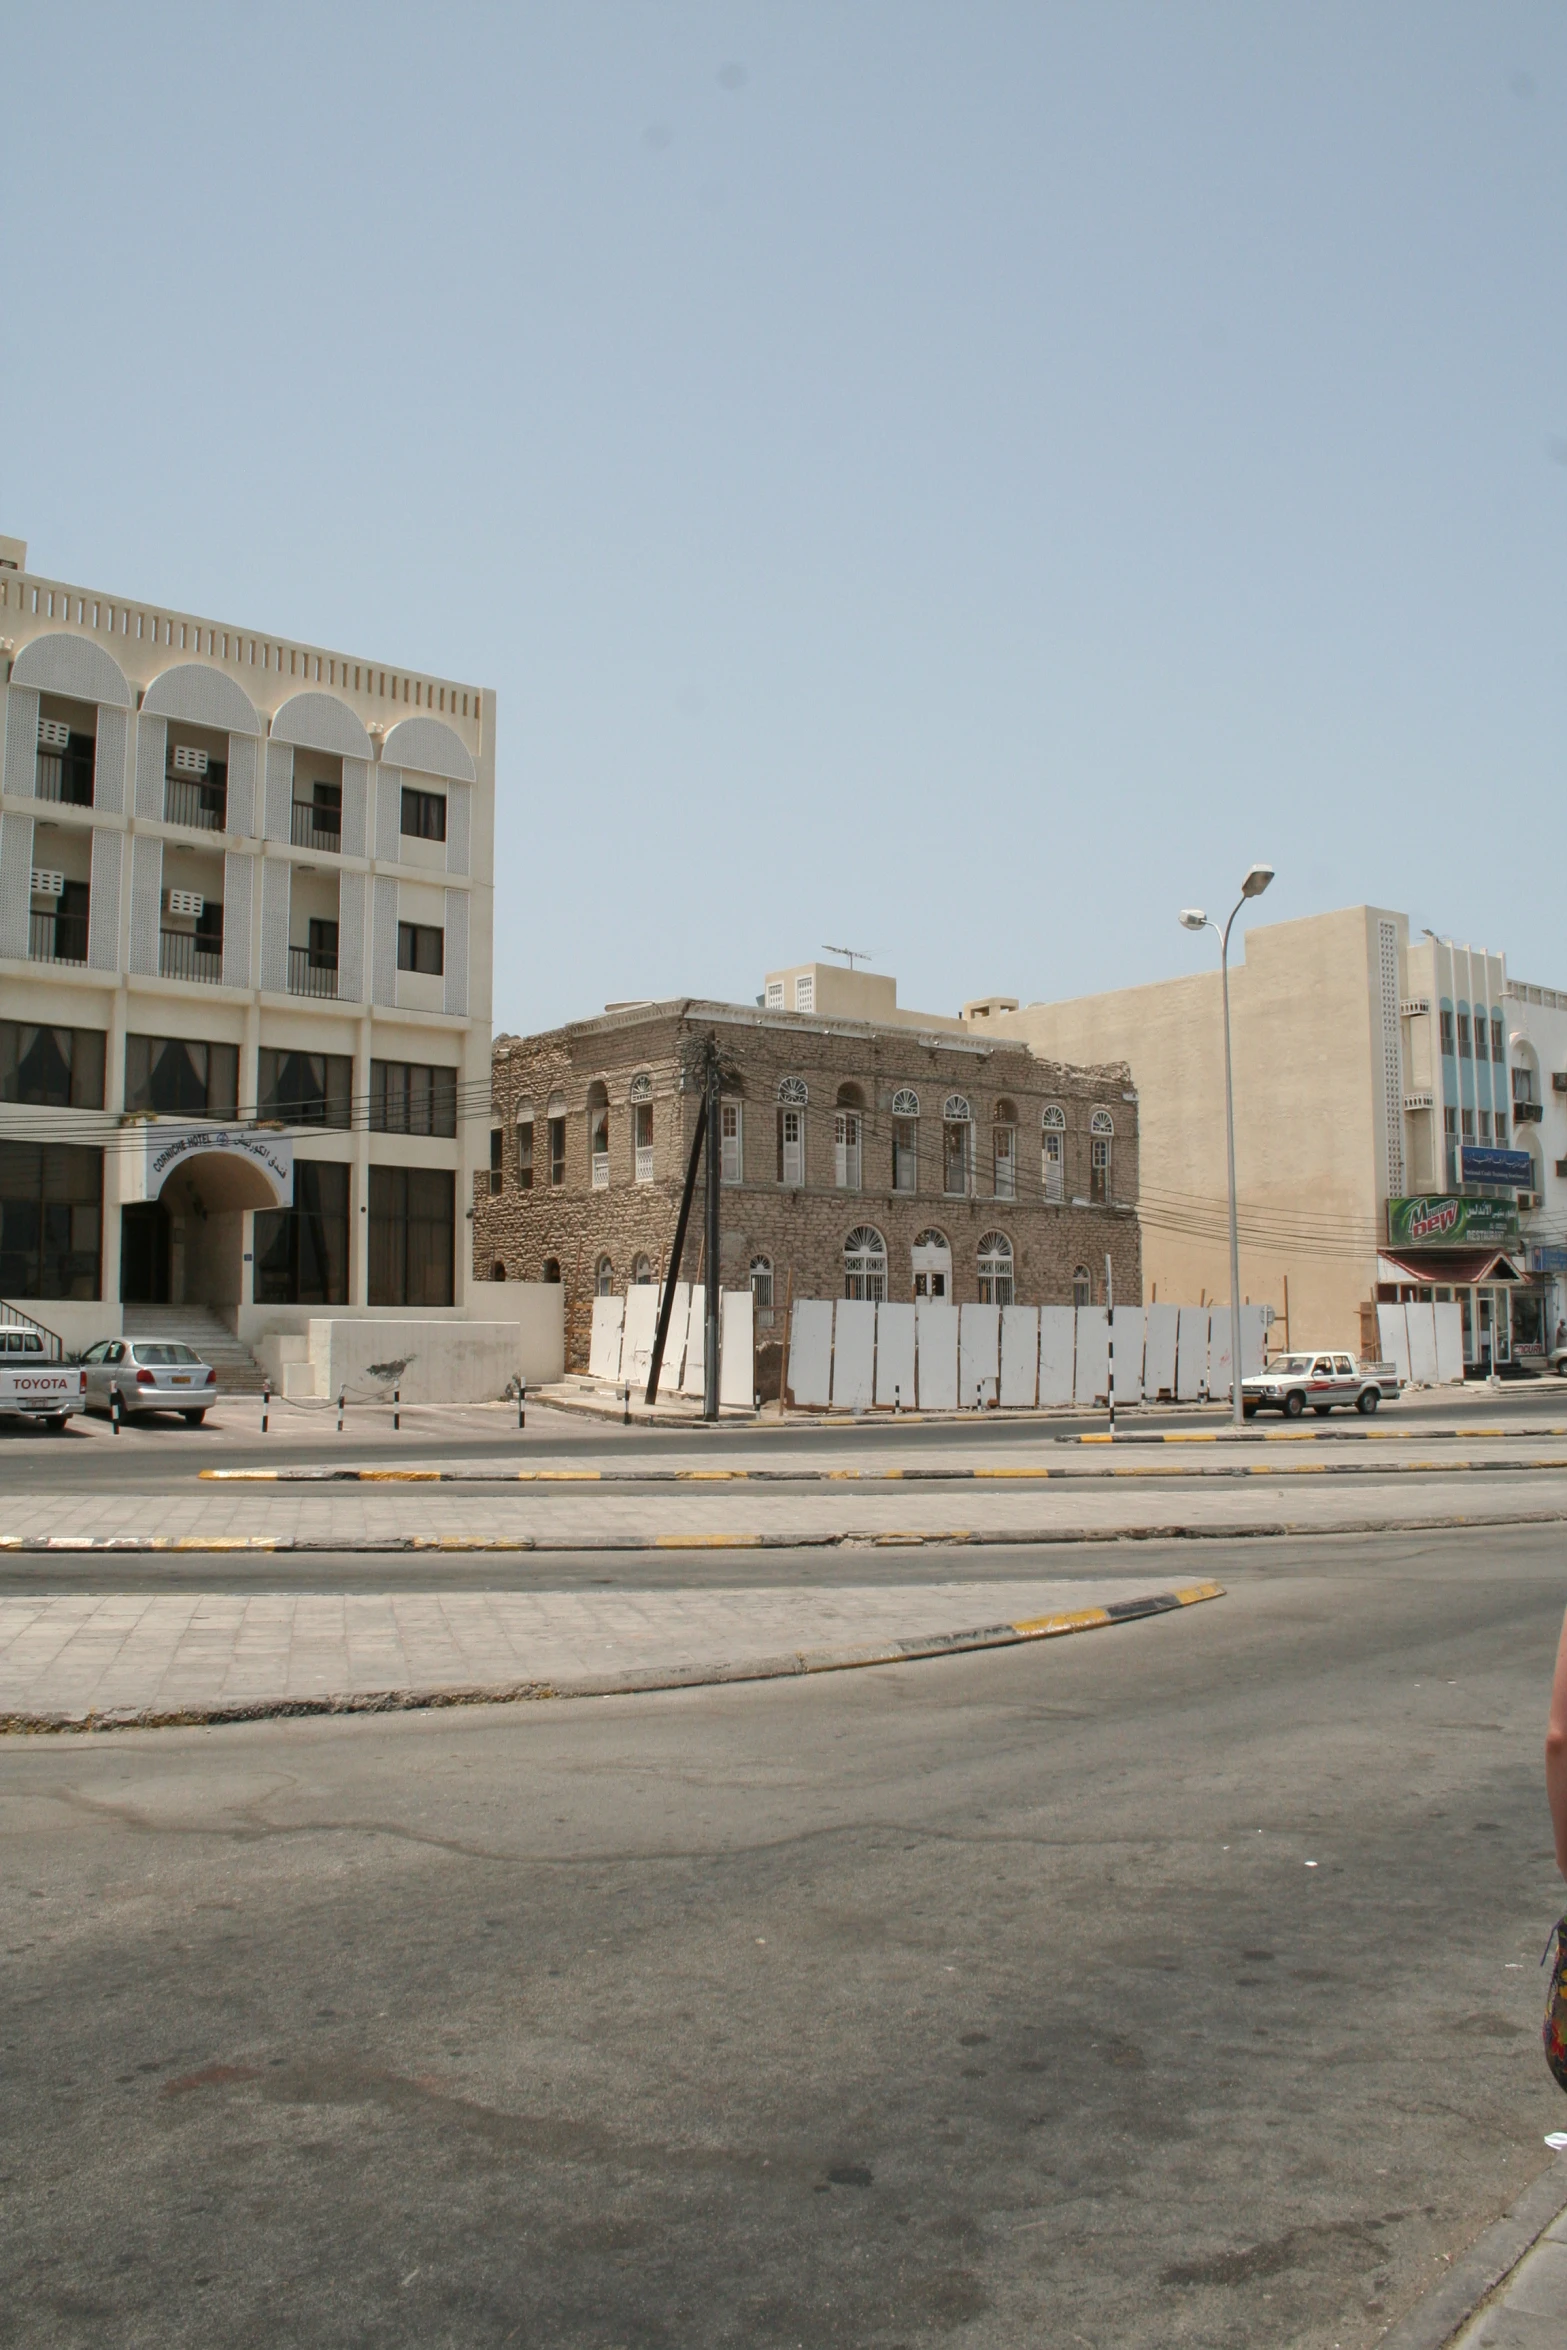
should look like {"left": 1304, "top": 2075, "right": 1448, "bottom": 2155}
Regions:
{"left": 942, "top": 1094, "right": 973, "bottom": 1196}
{"left": 843, "top": 1225, "right": 887, "bottom": 1302}
{"left": 765, "top": 980, "right": 784, "bottom": 1009}
{"left": 977, "top": 1231, "right": 1014, "bottom": 1306}
{"left": 777, "top": 1076, "right": 807, "bottom": 1186}
{"left": 1072, "top": 1264, "right": 1092, "bottom": 1308}
{"left": 912, "top": 1227, "right": 951, "bottom": 1299}
{"left": 632, "top": 1254, "right": 654, "bottom": 1284}
{"left": 1090, "top": 1108, "right": 1113, "bottom": 1204}
{"left": 750, "top": 1254, "right": 774, "bottom": 1312}
{"left": 595, "top": 1256, "right": 614, "bottom": 1296}
{"left": 834, "top": 1086, "right": 863, "bottom": 1190}
{"left": 992, "top": 1100, "right": 1017, "bottom": 1200}
{"left": 892, "top": 1087, "right": 919, "bottom": 1193}
{"left": 721, "top": 1098, "right": 743, "bottom": 1183}
{"left": 794, "top": 974, "right": 815, "bottom": 1013}
{"left": 515, "top": 1101, "right": 535, "bottom": 1191}
{"left": 1041, "top": 1105, "right": 1065, "bottom": 1203}
{"left": 587, "top": 1081, "right": 610, "bottom": 1190}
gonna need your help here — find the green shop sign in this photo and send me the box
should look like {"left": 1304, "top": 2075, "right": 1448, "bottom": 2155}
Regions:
{"left": 1387, "top": 1196, "right": 1519, "bottom": 1247}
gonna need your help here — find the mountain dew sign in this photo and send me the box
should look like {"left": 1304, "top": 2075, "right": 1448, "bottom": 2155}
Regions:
{"left": 1387, "top": 1196, "right": 1519, "bottom": 1246}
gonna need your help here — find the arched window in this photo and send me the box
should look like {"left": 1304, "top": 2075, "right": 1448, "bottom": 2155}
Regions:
{"left": 750, "top": 1254, "right": 774, "bottom": 1312}
{"left": 912, "top": 1228, "right": 951, "bottom": 1301}
{"left": 992, "top": 1099, "right": 1017, "bottom": 1202}
{"left": 776, "top": 1078, "right": 806, "bottom": 1185}
{"left": 892, "top": 1087, "right": 919, "bottom": 1193}
{"left": 632, "top": 1254, "right": 654, "bottom": 1285}
{"left": 721, "top": 1092, "right": 744, "bottom": 1183}
{"left": 491, "top": 1260, "right": 507, "bottom": 1283}
{"left": 942, "top": 1095, "right": 972, "bottom": 1196}
{"left": 542, "top": 1257, "right": 562, "bottom": 1285}
{"left": 587, "top": 1079, "right": 610, "bottom": 1190}
{"left": 843, "top": 1225, "right": 888, "bottom": 1302}
{"left": 977, "top": 1231, "right": 1014, "bottom": 1307}
{"left": 515, "top": 1097, "right": 535, "bottom": 1192}
{"left": 1090, "top": 1108, "right": 1113, "bottom": 1204}
{"left": 546, "top": 1092, "right": 566, "bottom": 1188}
{"left": 835, "top": 1082, "right": 863, "bottom": 1191}
{"left": 1072, "top": 1264, "right": 1092, "bottom": 1309}
{"left": 629, "top": 1072, "right": 654, "bottom": 1182}
{"left": 595, "top": 1255, "right": 614, "bottom": 1296}
{"left": 1041, "top": 1104, "right": 1065, "bottom": 1202}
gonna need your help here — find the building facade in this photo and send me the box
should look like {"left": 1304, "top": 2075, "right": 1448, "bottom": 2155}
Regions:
{"left": 477, "top": 983, "right": 1140, "bottom": 1380}
{"left": 0, "top": 537, "right": 494, "bottom": 1354}
{"left": 978, "top": 904, "right": 1552, "bottom": 1371}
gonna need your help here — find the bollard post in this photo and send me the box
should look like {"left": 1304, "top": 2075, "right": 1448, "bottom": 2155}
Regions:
{"left": 110, "top": 1386, "right": 121, "bottom": 1436}
{"left": 894, "top": 1384, "right": 901, "bottom": 1415}
{"left": 261, "top": 1381, "right": 270, "bottom": 1435}
{"left": 393, "top": 1385, "right": 400, "bottom": 1434}
{"left": 337, "top": 1387, "right": 345, "bottom": 1434}
{"left": 517, "top": 1377, "right": 526, "bottom": 1432}
{"left": 621, "top": 1383, "right": 629, "bottom": 1427}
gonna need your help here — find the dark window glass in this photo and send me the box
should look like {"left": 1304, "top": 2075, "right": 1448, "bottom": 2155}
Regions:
{"left": 400, "top": 787, "right": 447, "bottom": 842}
{"left": 368, "top": 1165, "right": 454, "bottom": 1307}
{"left": 0, "top": 1022, "right": 106, "bottom": 1109}
{"left": 1439, "top": 1009, "right": 1454, "bottom": 1054}
{"left": 253, "top": 1161, "right": 349, "bottom": 1306}
{"left": 489, "top": 1129, "right": 503, "bottom": 1194}
{"left": 306, "top": 918, "right": 338, "bottom": 971}
{"left": 1457, "top": 1014, "right": 1471, "bottom": 1059}
{"left": 124, "top": 1035, "right": 239, "bottom": 1118}
{"left": 396, "top": 921, "right": 444, "bottom": 975}
{"left": 0, "top": 1141, "right": 102, "bottom": 1300}
{"left": 549, "top": 1116, "right": 566, "bottom": 1185}
{"left": 368, "top": 1061, "right": 458, "bottom": 1138}
{"left": 256, "top": 1049, "right": 353, "bottom": 1130}
{"left": 516, "top": 1121, "right": 534, "bottom": 1189}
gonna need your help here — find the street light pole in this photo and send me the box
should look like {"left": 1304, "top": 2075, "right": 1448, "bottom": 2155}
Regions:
{"left": 1180, "top": 865, "right": 1274, "bottom": 1430}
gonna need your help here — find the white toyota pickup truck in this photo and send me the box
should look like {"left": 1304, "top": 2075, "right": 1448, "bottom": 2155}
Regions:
{"left": 0, "top": 1329, "right": 87, "bottom": 1429}
{"left": 1241, "top": 1351, "right": 1401, "bottom": 1420}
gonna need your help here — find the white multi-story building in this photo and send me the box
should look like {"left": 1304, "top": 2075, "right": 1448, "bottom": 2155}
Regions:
{"left": 0, "top": 534, "right": 495, "bottom": 1361}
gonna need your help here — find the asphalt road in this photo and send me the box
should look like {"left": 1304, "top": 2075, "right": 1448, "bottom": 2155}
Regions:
{"left": 3, "top": 1525, "right": 1566, "bottom": 2348}
{"left": 3, "top": 1383, "right": 1565, "bottom": 1496}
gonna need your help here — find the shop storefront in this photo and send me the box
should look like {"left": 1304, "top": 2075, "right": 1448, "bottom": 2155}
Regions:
{"left": 1381, "top": 1197, "right": 1525, "bottom": 1377}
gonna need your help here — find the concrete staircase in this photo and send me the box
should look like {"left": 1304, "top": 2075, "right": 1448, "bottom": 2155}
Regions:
{"left": 124, "top": 1306, "right": 270, "bottom": 1394}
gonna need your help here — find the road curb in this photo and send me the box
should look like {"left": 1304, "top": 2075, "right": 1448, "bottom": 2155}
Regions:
{"left": 198, "top": 1455, "right": 1567, "bottom": 1486}
{"left": 0, "top": 1579, "right": 1223, "bottom": 1735}
{"left": 8, "top": 1508, "right": 1567, "bottom": 1557}
{"left": 1378, "top": 2154, "right": 1567, "bottom": 2349}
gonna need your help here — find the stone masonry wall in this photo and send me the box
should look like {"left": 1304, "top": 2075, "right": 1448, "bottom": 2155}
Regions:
{"left": 474, "top": 1000, "right": 1141, "bottom": 1372}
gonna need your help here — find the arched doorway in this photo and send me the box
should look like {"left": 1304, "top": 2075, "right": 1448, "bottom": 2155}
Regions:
{"left": 121, "top": 1134, "right": 294, "bottom": 1306}
{"left": 911, "top": 1229, "right": 952, "bottom": 1300}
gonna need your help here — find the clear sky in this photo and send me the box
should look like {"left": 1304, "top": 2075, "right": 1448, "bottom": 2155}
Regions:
{"left": 3, "top": 4, "right": 1562, "bottom": 1029}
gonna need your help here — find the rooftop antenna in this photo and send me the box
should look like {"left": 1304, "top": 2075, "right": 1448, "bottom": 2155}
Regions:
{"left": 822, "top": 944, "right": 875, "bottom": 970}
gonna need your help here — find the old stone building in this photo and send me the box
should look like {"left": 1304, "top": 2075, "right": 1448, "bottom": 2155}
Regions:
{"left": 476, "top": 984, "right": 1140, "bottom": 1377}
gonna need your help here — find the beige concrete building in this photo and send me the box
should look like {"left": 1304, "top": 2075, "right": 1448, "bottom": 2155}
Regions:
{"left": 975, "top": 905, "right": 1545, "bottom": 1366}
{"left": 0, "top": 535, "right": 497, "bottom": 1361}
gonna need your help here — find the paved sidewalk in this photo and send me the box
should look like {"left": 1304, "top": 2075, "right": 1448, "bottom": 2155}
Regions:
{"left": 0, "top": 1573, "right": 1219, "bottom": 1730}
{"left": 1384, "top": 2154, "right": 1567, "bottom": 2349}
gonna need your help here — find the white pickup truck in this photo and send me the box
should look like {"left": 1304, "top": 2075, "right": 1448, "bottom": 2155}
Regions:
{"left": 0, "top": 1328, "right": 87, "bottom": 1429}
{"left": 1241, "top": 1351, "right": 1401, "bottom": 1420}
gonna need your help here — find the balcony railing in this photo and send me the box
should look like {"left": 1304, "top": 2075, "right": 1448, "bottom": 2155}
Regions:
{"left": 159, "top": 928, "right": 223, "bottom": 984}
{"left": 291, "top": 801, "right": 342, "bottom": 852}
{"left": 35, "top": 752, "right": 94, "bottom": 808}
{"left": 634, "top": 1144, "right": 655, "bottom": 1184}
{"left": 28, "top": 910, "right": 88, "bottom": 966}
{"left": 163, "top": 774, "right": 227, "bottom": 831}
{"left": 288, "top": 946, "right": 338, "bottom": 999}
{"left": 592, "top": 1152, "right": 610, "bottom": 1190}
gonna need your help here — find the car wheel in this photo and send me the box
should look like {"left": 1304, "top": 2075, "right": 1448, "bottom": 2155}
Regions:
{"left": 43, "top": 1415, "right": 68, "bottom": 1434}
{"left": 182, "top": 1409, "right": 207, "bottom": 1427}
{"left": 1242, "top": 1402, "right": 1258, "bottom": 1420}
{"left": 1282, "top": 1390, "right": 1305, "bottom": 1419}
{"left": 1357, "top": 1389, "right": 1379, "bottom": 1415}
{"left": 1312, "top": 1405, "right": 1331, "bottom": 1417}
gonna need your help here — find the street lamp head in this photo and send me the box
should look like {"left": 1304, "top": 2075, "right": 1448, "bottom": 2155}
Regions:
{"left": 1240, "top": 863, "right": 1275, "bottom": 899}
{"left": 1178, "top": 909, "right": 1208, "bottom": 932}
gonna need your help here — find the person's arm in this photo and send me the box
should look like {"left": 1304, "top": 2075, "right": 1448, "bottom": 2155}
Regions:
{"left": 1548, "top": 1607, "right": 1567, "bottom": 1880}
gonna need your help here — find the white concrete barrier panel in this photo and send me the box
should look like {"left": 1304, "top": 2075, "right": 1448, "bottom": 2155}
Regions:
{"left": 916, "top": 1300, "right": 959, "bottom": 1410}
{"left": 832, "top": 1300, "right": 876, "bottom": 1412}
{"left": 1143, "top": 1302, "right": 1178, "bottom": 1401}
{"left": 1074, "top": 1307, "right": 1109, "bottom": 1405}
{"left": 588, "top": 1296, "right": 625, "bottom": 1384}
{"left": 875, "top": 1301, "right": 916, "bottom": 1408}
{"left": 999, "top": 1306, "right": 1040, "bottom": 1407}
{"left": 719, "top": 1288, "right": 753, "bottom": 1410}
{"left": 1175, "top": 1307, "right": 1208, "bottom": 1402}
{"left": 959, "top": 1303, "right": 1000, "bottom": 1409}
{"left": 1434, "top": 1301, "right": 1464, "bottom": 1384}
{"left": 1038, "top": 1307, "right": 1075, "bottom": 1406}
{"left": 788, "top": 1300, "right": 834, "bottom": 1408}
{"left": 1110, "top": 1307, "right": 1145, "bottom": 1403}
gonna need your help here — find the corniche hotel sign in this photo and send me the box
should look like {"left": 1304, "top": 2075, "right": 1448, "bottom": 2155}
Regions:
{"left": 127, "top": 1125, "right": 294, "bottom": 1209}
{"left": 1387, "top": 1195, "right": 1519, "bottom": 1247}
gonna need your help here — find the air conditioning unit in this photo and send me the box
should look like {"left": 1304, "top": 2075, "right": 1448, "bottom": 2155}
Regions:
{"left": 36, "top": 718, "right": 70, "bottom": 751}
{"left": 30, "top": 869, "right": 65, "bottom": 898}
{"left": 1400, "top": 998, "right": 1430, "bottom": 1018}
{"left": 1514, "top": 1101, "right": 1544, "bottom": 1124}
{"left": 1402, "top": 1091, "right": 1434, "bottom": 1112}
{"left": 1556, "top": 1159, "right": 1567, "bottom": 1179}
{"left": 1554, "top": 1072, "right": 1567, "bottom": 1093}
{"left": 170, "top": 744, "right": 209, "bottom": 776}
{"left": 1518, "top": 1191, "right": 1543, "bottom": 1210}
{"left": 165, "top": 888, "right": 204, "bottom": 919}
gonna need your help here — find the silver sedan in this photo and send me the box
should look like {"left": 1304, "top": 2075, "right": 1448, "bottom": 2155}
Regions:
{"left": 79, "top": 1339, "right": 218, "bottom": 1425}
